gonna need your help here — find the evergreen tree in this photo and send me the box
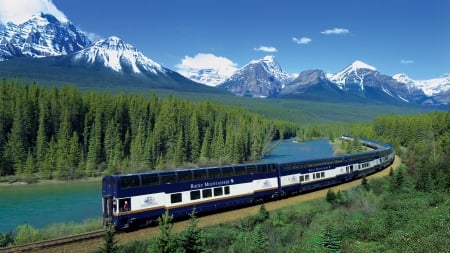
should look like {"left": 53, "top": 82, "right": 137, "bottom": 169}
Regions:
{"left": 179, "top": 209, "right": 208, "bottom": 253}
{"left": 130, "top": 121, "right": 146, "bottom": 170}
{"left": 150, "top": 210, "right": 178, "bottom": 253}
{"left": 23, "top": 150, "right": 35, "bottom": 180}
{"left": 320, "top": 225, "right": 341, "bottom": 253}
{"left": 188, "top": 111, "right": 201, "bottom": 162}
{"left": 4, "top": 101, "right": 27, "bottom": 175}
{"left": 326, "top": 188, "right": 337, "bottom": 205}
{"left": 99, "top": 224, "right": 118, "bottom": 253}
{"left": 200, "top": 126, "right": 212, "bottom": 161}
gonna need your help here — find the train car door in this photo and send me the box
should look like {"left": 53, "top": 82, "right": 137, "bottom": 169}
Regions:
{"left": 102, "top": 176, "right": 114, "bottom": 225}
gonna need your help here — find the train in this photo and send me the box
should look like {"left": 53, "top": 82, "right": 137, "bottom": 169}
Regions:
{"left": 102, "top": 136, "right": 394, "bottom": 230}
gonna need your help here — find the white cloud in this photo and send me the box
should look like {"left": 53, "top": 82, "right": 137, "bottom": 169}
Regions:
{"left": 400, "top": 59, "right": 414, "bottom": 64}
{"left": 292, "top": 37, "right": 312, "bottom": 45}
{"left": 321, "top": 28, "right": 350, "bottom": 35}
{"left": 176, "top": 53, "right": 238, "bottom": 78}
{"left": 86, "top": 32, "right": 102, "bottom": 42}
{"left": 0, "top": 0, "right": 67, "bottom": 25}
{"left": 253, "top": 46, "right": 278, "bottom": 53}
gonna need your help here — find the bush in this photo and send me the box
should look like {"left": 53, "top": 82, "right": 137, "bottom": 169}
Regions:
{"left": 0, "top": 231, "right": 14, "bottom": 247}
{"left": 14, "top": 224, "right": 43, "bottom": 245}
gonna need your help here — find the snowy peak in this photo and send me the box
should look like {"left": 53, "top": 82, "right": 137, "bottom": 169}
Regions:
{"left": 185, "top": 68, "right": 225, "bottom": 87}
{"left": 326, "top": 60, "right": 377, "bottom": 90}
{"left": 0, "top": 13, "right": 91, "bottom": 60}
{"left": 349, "top": 60, "right": 376, "bottom": 71}
{"left": 71, "top": 36, "right": 165, "bottom": 75}
{"left": 393, "top": 73, "right": 450, "bottom": 96}
{"left": 247, "top": 55, "right": 292, "bottom": 83}
{"left": 219, "top": 55, "right": 293, "bottom": 97}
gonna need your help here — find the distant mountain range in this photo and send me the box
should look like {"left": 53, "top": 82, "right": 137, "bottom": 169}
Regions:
{"left": 0, "top": 12, "right": 448, "bottom": 106}
{"left": 215, "top": 57, "right": 447, "bottom": 105}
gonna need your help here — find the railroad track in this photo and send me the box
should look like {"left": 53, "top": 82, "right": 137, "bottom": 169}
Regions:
{"left": 0, "top": 230, "right": 105, "bottom": 253}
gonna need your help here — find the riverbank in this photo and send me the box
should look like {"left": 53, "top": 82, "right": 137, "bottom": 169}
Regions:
{"left": 0, "top": 176, "right": 102, "bottom": 187}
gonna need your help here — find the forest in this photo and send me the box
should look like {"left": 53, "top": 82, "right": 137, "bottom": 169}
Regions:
{"left": 0, "top": 80, "right": 298, "bottom": 181}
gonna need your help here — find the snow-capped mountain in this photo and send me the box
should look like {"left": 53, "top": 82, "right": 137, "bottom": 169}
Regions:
{"left": 218, "top": 55, "right": 293, "bottom": 97}
{"left": 0, "top": 13, "right": 91, "bottom": 60}
{"left": 326, "top": 60, "right": 377, "bottom": 91}
{"left": 184, "top": 68, "right": 228, "bottom": 87}
{"left": 393, "top": 73, "right": 450, "bottom": 96}
{"left": 393, "top": 73, "right": 450, "bottom": 105}
{"left": 279, "top": 69, "right": 345, "bottom": 101}
{"left": 322, "top": 60, "right": 431, "bottom": 104}
{"left": 70, "top": 36, "right": 166, "bottom": 75}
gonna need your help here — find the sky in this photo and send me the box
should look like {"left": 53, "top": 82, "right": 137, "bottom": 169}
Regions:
{"left": 0, "top": 0, "right": 449, "bottom": 80}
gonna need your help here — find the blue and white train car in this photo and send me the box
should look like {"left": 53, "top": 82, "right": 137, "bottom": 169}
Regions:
{"left": 102, "top": 163, "right": 281, "bottom": 229}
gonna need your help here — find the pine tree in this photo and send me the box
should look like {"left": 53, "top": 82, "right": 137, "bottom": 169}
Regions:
{"left": 151, "top": 210, "right": 178, "bottom": 253}
{"left": 188, "top": 111, "right": 201, "bottom": 162}
{"left": 326, "top": 188, "right": 337, "bottom": 206}
{"left": 179, "top": 209, "right": 207, "bottom": 253}
{"left": 99, "top": 224, "right": 118, "bottom": 253}
{"left": 320, "top": 225, "right": 341, "bottom": 253}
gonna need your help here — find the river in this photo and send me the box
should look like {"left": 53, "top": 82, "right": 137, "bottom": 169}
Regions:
{"left": 0, "top": 139, "right": 333, "bottom": 233}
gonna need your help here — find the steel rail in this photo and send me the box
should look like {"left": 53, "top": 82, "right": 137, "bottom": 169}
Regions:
{"left": 0, "top": 230, "right": 105, "bottom": 253}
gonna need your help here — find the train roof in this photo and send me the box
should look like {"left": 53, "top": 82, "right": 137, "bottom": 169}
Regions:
{"left": 105, "top": 137, "right": 393, "bottom": 179}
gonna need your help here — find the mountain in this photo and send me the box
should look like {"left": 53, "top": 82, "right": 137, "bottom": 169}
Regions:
{"left": 183, "top": 68, "right": 227, "bottom": 87}
{"left": 218, "top": 56, "right": 293, "bottom": 97}
{"left": 70, "top": 36, "right": 166, "bottom": 75}
{"left": 278, "top": 69, "right": 347, "bottom": 102}
{"left": 393, "top": 73, "right": 450, "bottom": 105}
{"left": 0, "top": 13, "right": 91, "bottom": 60}
{"left": 326, "top": 60, "right": 377, "bottom": 91}
{"left": 321, "top": 60, "right": 432, "bottom": 104}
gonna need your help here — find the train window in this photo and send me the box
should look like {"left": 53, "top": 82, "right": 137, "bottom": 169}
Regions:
{"left": 300, "top": 175, "right": 305, "bottom": 182}
{"left": 214, "top": 187, "right": 223, "bottom": 196}
{"left": 141, "top": 174, "right": 159, "bottom": 186}
{"left": 305, "top": 175, "right": 310, "bottom": 181}
{"left": 208, "top": 168, "right": 222, "bottom": 179}
{"left": 246, "top": 165, "right": 257, "bottom": 174}
{"left": 256, "top": 164, "right": 268, "bottom": 173}
{"left": 321, "top": 172, "right": 325, "bottom": 178}
{"left": 222, "top": 167, "right": 234, "bottom": 177}
{"left": 120, "top": 175, "right": 140, "bottom": 189}
{"left": 119, "top": 198, "right": 131, "bottom": 212}
{"left": 190, "top": 190, "right": 201, "bottom": 200}
{"left": 315, "top": 172, "right": 321, "bottom": 179}
{"left": 267, "top": 164, "right": 276, "bottom": 172}
{"left": 193, "top": 169, "right": 208, "bottom": 180}
{"left": 171, "top": 193, "right": 182, "bottom": 204}
{"left": 160, "top": 172, "right": 176, "bottom": 184}
{"left": 202, "top": 189, "right": 212, "bottom": 198}
{"left": 177, "top": 171, "right": 193, "bottom": 182}
{"left": 234, "top": 166, "right": 247, "bottom": 176}
{"left": 224, "top": 186, "right": 230, "bottom": 195}
{"left": 284, "top": 164, "right": 293, "bottom": 170}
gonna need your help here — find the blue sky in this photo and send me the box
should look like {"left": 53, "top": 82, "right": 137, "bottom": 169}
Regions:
{"left": 1, "top": 0, "right": 449, "bottom": 80}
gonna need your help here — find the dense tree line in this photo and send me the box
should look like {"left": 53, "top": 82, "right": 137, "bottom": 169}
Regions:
{"left": 0, "top": 81, "right": 297, "bottom": 180}
{"left": 372, "top": 111, "right": 450, "bottom": 192}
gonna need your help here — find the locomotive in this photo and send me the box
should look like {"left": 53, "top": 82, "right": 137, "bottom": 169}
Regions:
{"left": 102, "top": 137, "right": 394, "bottom": 230}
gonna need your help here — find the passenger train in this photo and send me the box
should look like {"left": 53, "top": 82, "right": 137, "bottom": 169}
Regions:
{"left": 102, "top": 136, "right": 394, "bottom": 230}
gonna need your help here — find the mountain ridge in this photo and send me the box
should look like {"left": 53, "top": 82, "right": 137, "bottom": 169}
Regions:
{"left": 0, "top": 13, "right": 448, "bottom": 106}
